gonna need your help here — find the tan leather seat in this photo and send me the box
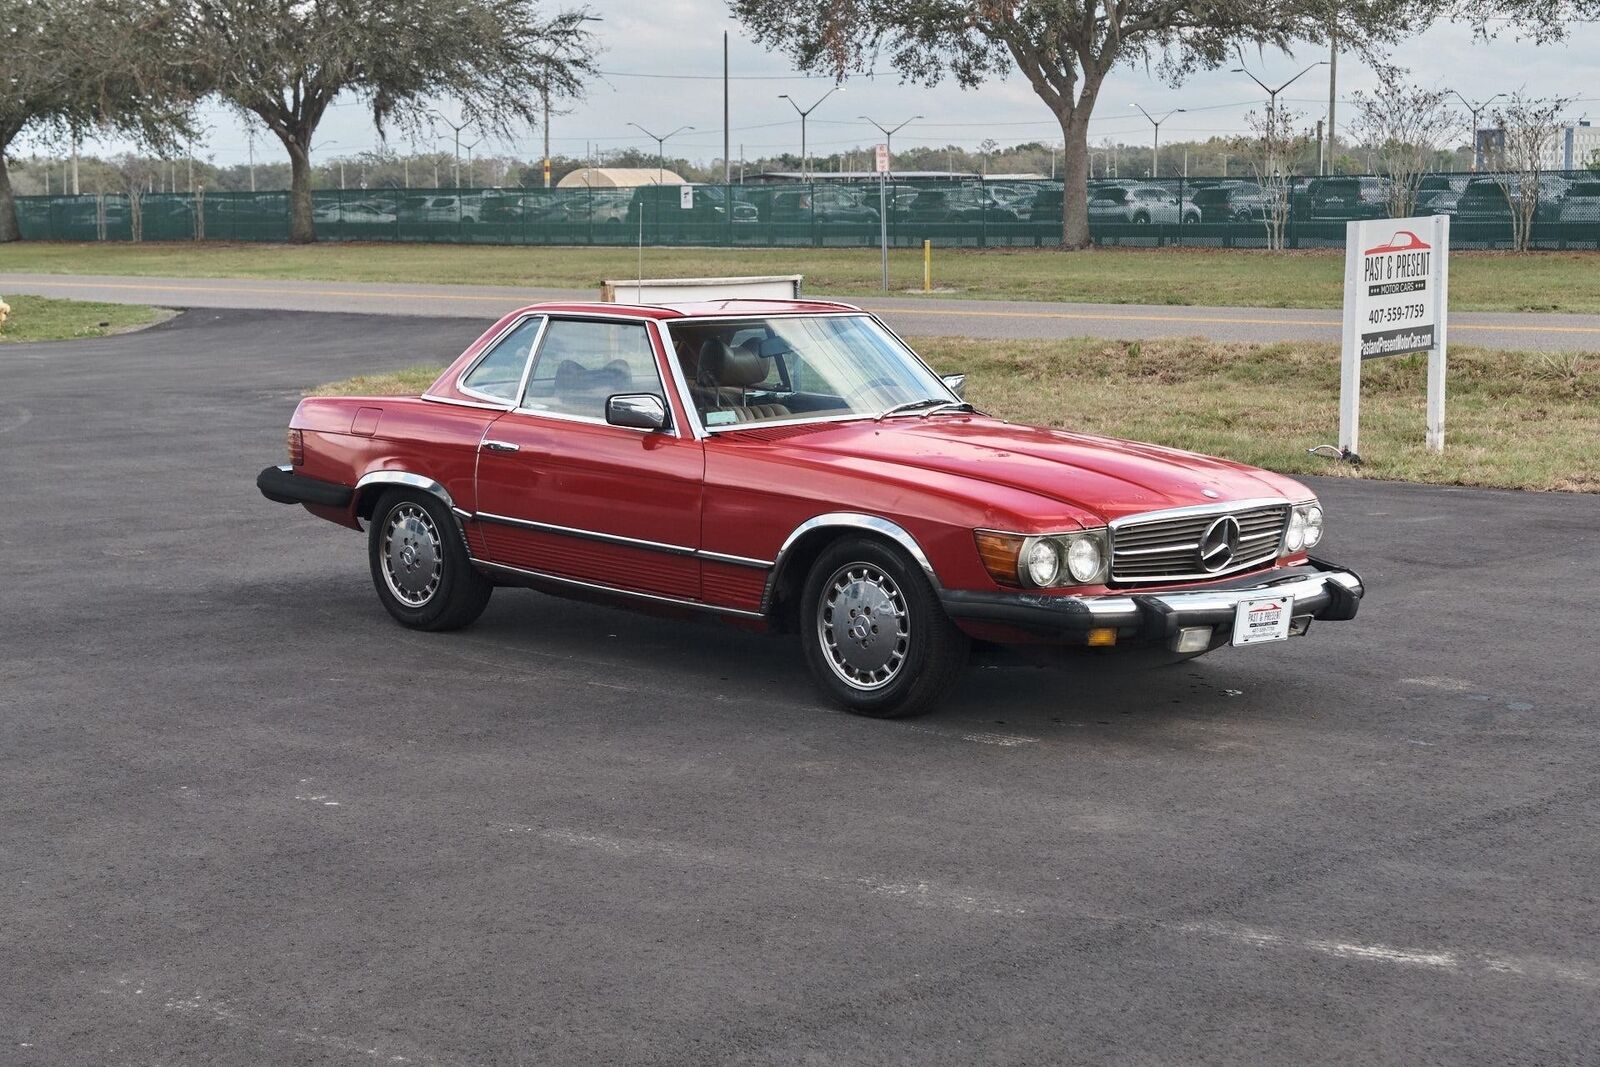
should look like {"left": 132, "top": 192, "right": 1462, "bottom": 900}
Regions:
{"left": 692, "top": 339, "right": 791, "bottom": 424}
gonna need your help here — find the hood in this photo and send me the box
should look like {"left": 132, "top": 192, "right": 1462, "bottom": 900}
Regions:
{"left": 728, "top": 416, "right": 1309, "bottom": 524}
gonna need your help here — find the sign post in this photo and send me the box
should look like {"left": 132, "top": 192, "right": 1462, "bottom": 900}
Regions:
{"left": 875, "top": 143, "right": 890, "bottom": 291}
{"left": 1339, "top": 214, "right": 1450, "bottom": 457}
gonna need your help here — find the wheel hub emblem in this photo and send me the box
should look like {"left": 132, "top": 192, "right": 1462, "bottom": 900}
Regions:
{"left": 848, "top": 616, "right": 871, "bottom": 642}
{"left": 1198, "top": 515, "right": 1241, "bottom": 572}
{"left": 400, "top": 545, "right": 418, "bottom": 569}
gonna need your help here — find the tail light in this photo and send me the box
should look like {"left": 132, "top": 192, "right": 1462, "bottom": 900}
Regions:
{"left": 287, "top": 428, "right": 304, "bottom": 467}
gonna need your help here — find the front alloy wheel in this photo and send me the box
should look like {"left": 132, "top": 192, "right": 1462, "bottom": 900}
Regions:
{"left": 800, "top": 537, "right": 969, "bottom": 718}
{"left": 817, "top": 562, "right": 911, "bottom": 691}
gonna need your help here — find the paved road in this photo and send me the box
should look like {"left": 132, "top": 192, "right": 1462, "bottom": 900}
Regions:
{"left": 6, "top": 270, "right": 1600, "bottom": 350}
{"left": 5, "top": 309, "right": 1599, "bottom": 1065}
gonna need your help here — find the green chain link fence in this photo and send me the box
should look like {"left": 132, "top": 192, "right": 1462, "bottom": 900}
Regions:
{"left": 16, "top": 171, "right": 1600, "bottom": 250}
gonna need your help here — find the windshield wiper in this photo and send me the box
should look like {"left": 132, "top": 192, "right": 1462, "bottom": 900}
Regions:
{"left": 875, "top": 398, "right": 947, "bottom": 422}
{"left": 918, "top": 401, "right": 975, "bottom": 418}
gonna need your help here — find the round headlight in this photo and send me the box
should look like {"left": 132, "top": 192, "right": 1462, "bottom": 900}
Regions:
{"left": 1066, "top": 537, "right": 1103, "bottom": 584}
{"left": 1303, "top": 505, "right": 1324, "bottom": 548}
{"left": 1025, "top": 539, "right": 1062, "bottom": 586}
{"left": 1285, "top": 509, "right": 1307, "bottom": 552}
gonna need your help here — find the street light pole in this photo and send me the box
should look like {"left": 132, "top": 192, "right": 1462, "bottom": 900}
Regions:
{"left": 627, "top": 123, "right": 695, "bottom": 186}
{"left": 779, "top": 86, "right": 844, "bottom": 180}
{"left": 1231, "top": 62, "right": 1328, "bottom": 175}
{"left": 1129, "top": 104, "right": 1185, "bottom": 178}
{"left": 859, "top": 114, "right": 922, "bottom": 178}
{"left": 463, "top": 137, "right": 484, "bottom": 188}
{"left": 1448, "top": 90, "right": 1507, "bottom": 171}
{"left": 429, "top": 110, "right": 474, "bottom": 188}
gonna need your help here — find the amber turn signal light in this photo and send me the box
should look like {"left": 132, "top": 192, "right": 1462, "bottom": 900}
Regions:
{"left": 974, "top": 531, "right": 1025, "bottom": 586}
{"left": 1086, "top": 627, "right": 1117, "bottom": 647}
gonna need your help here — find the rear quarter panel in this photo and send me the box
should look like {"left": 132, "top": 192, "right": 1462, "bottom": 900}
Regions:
{"left": 291, "top": 396, "right": 498, "bottom": 530}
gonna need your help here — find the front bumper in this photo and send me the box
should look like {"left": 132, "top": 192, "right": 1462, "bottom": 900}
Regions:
{"left": 257, "top": 464, "right": 353, "bottom": 509}
{"left": 939, "top": 558, "right": 1363, "bottom": 646}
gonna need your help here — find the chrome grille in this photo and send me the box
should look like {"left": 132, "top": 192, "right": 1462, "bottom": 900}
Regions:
{"left": 1110, "top": 503, "right": 1288, "bottom": 584}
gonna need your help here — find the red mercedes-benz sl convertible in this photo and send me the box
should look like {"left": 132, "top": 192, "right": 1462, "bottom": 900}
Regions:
{"left": 259, "top": 298, "right": 1362, "bottom": 717}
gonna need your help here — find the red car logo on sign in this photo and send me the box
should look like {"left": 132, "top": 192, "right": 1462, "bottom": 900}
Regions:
{"left": 1364, "top": 230, "right": 1430, "bottom": 255}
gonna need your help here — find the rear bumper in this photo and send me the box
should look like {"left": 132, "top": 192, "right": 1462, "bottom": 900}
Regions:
{"left": 939, "top": 558, "right": 1363, "bottom": 645}
{"left": 257, "top": 464, "right": 353, "bottom": 509}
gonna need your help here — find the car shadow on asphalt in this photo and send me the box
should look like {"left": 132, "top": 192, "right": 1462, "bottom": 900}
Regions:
{"left": 246, "top": 570, "right": 1308, "bottom": 744}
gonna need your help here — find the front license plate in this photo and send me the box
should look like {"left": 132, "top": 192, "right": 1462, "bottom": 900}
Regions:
{"left": 1232, "top": 595, "right": 1294, "bottom": 646}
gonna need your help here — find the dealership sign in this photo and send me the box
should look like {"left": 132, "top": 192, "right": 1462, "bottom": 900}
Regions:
{"left": 1340, "top": 215, "right": 1450, "bottom": 455}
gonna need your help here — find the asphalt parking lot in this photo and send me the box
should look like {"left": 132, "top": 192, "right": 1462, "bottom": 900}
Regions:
{"left": 5, "top": 308, "right": 1599, "bottom": 1065}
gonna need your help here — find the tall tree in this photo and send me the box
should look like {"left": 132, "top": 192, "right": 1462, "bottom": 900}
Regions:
{"left": 730, "top": 0, "right": 1418, "bottom": 249}
{"left": 0, "top": 0, "right": 192, "bottom": 242}
{"left": 178, "top": 0, "right": 599, "bottom": 242}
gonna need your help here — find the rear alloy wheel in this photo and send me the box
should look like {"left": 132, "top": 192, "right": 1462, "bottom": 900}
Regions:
{"left": 801, "top": 537, "right": 969, "bottom": 718}
{"left": 367, "top": 489, "right": 492, "bottom": 631}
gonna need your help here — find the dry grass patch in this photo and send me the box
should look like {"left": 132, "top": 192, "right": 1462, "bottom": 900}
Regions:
{"left": 311, "top": 336, "right": 1600, "bottom": 493}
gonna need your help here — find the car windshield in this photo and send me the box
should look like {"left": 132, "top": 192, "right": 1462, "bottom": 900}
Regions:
{"left": 666, "top": 315, "right": 956, "bottom": 430}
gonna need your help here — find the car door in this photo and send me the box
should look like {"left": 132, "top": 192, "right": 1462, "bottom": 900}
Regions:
{"left": 472, "top": 315, "right": 705, "bottom": 602}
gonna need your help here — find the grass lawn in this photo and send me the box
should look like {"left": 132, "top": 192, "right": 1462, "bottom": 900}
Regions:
{"left": 8, "top": 241, "right": 1600, "bottom": 313}
{"left": 313, "top": 337, "right": 1599, "bottom": 494}
{"left": 0, "top": 294, "right": 167, "bottom": 343}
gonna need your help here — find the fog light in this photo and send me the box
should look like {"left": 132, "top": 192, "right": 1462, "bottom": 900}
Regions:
{"left": 1086, "top": 627, "right": 1117, "bottom": 647}
{"left": 1172, "top": 626, "right": 1213, "bottom": 654}
{"left": 1289, "top": 615, "right": 1313, "bottom": 636}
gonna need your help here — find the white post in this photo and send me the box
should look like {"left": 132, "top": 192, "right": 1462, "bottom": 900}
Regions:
{"left": 1427, "top": 213, "right": 1450, "bottom": 453}
{"left": 1339, "top": 219, "right": 1362, "bottom": 457}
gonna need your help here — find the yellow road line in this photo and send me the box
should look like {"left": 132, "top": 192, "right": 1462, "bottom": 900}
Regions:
{"left": 10, "top": 277, "right": 1600, "bottom": 336}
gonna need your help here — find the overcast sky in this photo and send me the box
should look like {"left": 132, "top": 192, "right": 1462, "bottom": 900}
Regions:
{"left": 31, "top": 1, "right": 1600, "bottom": 166}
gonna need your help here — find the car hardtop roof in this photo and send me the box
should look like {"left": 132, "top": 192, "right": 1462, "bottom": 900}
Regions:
{"left": 509, "top": 298, "right": 864, "bottom": 320}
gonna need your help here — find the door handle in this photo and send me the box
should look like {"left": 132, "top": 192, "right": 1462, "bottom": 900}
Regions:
{"left": 482, "top": 440, "right": 520, "bottom": 453}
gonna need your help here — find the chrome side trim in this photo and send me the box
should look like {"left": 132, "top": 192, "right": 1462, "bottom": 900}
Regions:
{"left": 474, "top": 559, "right": 765, "bottom": 620}
{"left": 761, "top": 512, "right": 940, "bottom": 613}
{"left": 355, "top": 471, "right": 457, "bottom": 512}
{"left": 698, "top": 549, "right": 776, "bottom": 569}
{"left": 1106, "top": 497, "right": 1290, "bottom": 530}
{"left": 476, "top": 511, "right": 698, "bottom": 557}
{"left": 420, "top": 393, "right": 512, "bottom": 410}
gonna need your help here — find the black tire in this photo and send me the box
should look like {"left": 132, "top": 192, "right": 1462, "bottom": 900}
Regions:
{"left": 367, "top": 489, "right": 492, "bottom": 631}
{"left": 800, "top": 537, "right": 970, "bottom": 718}
{"left": 1132, "top": 212, "right": 1151, "bottom": 224}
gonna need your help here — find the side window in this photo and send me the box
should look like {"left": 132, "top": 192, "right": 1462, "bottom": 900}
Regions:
{"left": 522, "top": 319, "right": 662, "bottom": 421}
{"left": 460, "top": 316, "right": 543, "bottom": 402}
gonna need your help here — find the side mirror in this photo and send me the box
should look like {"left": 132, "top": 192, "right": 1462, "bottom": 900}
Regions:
{"left": 605, "top": 393, "right": 669, "bottom": 431}
{"left": 941, "top": 373, "right": 967, "bottom": 400}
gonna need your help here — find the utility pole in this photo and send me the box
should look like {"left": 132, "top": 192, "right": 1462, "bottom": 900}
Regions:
{"left": 1129, "top": 104, "right": 1184, "bottom": 178}
{"left": 247, "top": 129, "right": 257, "bottom": 192}
{"left": 71, "top": 134, "right": 80, "bottom": 195}
{"left": 543, "top": 89, "right": 551, "bottom": 188}
{"left": 1316, "top": 119, "right": 1326, "bottom": 176}
{"left": 778, "top": 86, "right": 844, "bottom": 180}
{"left": 859, "top": 114, "right": 922, "bottom": 178}
{"left": 1448, "top": 90, "right": 1506, "bottom": 171}
{"left": 1232, "top": 61, "right": 1328, "bottom": 176}
{"left": 723, "top": 31, "right": 731, "bottom": 185}
{"left": 627, "top": 123, "right": 694, "bottom": 186}
{"left": 1325, "top": 27, "right": 1338, "bottom": 175}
